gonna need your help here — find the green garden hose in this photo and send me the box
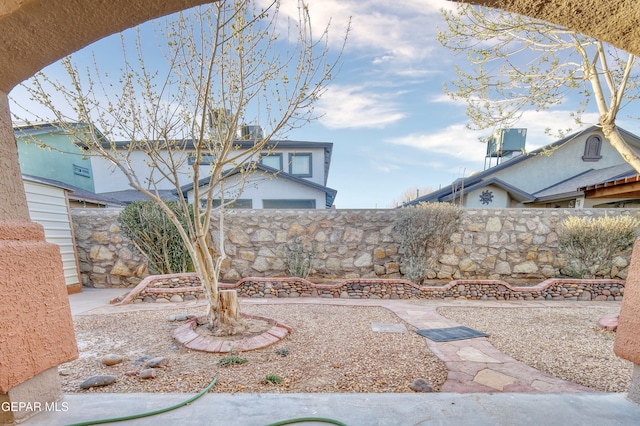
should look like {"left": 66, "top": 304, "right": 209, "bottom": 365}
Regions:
{"left": 65, "top": 377, "right": 218, "bottom": 426}
{"left": 65, "top": 376, "right": 346, "bottom": 426}
{"left": 265, "top": 417, "right": 348, "bottom": 426}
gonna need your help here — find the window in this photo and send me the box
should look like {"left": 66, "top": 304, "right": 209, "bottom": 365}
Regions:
{"left": 202, "top": 199, "right": 253, "bottom": 209}
{"left": 288, "top": 153, "right": 312, "bottom": 177}
{"left": 582, "top": 135, "right": 602, "bottom": 162}
{"left": 260, "top": 153, "right": 283, "bottom": 170}
{"left": 188, "top": 154, "right": 216, "bottom": 165}
{"left": 73, "top": 164, "right": 90, "bottom": 178}
{"left": 263, "top": 199, "right": 316, "bottom": 209}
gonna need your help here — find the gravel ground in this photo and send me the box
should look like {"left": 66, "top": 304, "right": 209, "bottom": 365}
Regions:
{"left": 437, "top": 305, "right": 632, "bottom": 392}
{"left": 61, "top": 304, "right": 448, "bottom": 393}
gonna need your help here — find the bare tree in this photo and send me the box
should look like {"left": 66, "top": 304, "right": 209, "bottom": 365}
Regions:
{"left": 438, "top": 4, "right": 640, "bottom": 172}
{"left": 14, "top": 0, "right": 348, "bottom": 334}
{"left": 390, "top": 186, "right": 434, "bottom": 207}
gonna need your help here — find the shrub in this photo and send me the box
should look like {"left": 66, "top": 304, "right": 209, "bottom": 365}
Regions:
{"left": 275, "top": 347, "right": 290, "bottom": 357}
{"left": 284, "top": 237, "right": 316, "bottom": 278}
{"left": 264, "top": 374, "right": 282, "bottom": 385}
{"left": 118, "top": 201, "right": 194, "bottom": 274}
{"left": 557, "top": 214, "right": 639, "bottom": 278}
{"left": 394, "top": 202, "right": 461, "bottom": 284}
{"left": 219, "top": 355, "right": 247, "bottom": 367}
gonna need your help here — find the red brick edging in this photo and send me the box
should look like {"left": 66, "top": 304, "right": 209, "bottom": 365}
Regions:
{"left": 172, "top": 313, "right": 292, "bottom": 353}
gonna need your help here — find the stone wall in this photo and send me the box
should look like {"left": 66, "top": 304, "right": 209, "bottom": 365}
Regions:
{"left": 71, "top": 208, "right": 640, "bottom": 288}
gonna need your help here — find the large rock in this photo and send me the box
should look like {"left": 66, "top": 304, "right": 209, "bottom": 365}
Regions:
{"left": 79, "top": 375, "right": 117, "bottom": 389}
{"left": 354, "top": 253, "right": 372, "bottom": 268}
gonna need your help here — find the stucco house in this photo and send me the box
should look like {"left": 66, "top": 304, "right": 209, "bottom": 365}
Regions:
{"left": 14, "top": 122, "right": 127, "bottom": 208}
{"left": 93, "top": 137, "right": 338, "bottom": 209}
{"left": 406, "top": 125, "right": 640, "bottom": 209}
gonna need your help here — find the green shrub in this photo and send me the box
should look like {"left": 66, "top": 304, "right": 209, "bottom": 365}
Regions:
{"left": 219, "top": 355, "right": 247, "bottom": 367}
{"left": 394, "top": 202, "right": 462, "bottom": 284}
{"left": 264, "top": 374, "right": 282, "bottom": 385}
{"left": 118, "top": 201, "right": 194, "bottom": 274}
{"left": 284, "top": 237, "right": 316, "bottom": 278}
{"left": 275, "top": 347, "right": 290, "bottom": 357}
{"left": 557, "top": 214, "right": 639, "bottom": 278}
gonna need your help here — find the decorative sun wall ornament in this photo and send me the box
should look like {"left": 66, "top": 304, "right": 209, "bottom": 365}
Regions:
{"left": 479, "top": 190, "right": 494, "bottom": 205}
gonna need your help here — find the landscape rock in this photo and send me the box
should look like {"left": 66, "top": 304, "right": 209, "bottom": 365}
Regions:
{"left": 58, "top": 368, "right": 73, "bottom": 376}
{"left": 146, "top": 356, "right": 168, "bottom": 368}
{"left": 79, "top": 375, "right": 117, "bottom": 389}
{"left": 139, "top": 369, "right": 157, "bottom": 379}
{"left": 410, "top": 378, "right": 434, "bottom": 393}
{"left": 101, "top": 353, "right": 124, "bottom": 366}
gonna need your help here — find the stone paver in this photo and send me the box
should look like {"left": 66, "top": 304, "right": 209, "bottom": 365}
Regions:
{"left": 374, "top": 299, "right": 597, "bottom": 393}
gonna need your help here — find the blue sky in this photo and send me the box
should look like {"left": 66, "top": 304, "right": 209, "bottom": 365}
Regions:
{"left": 10, "top": 0, "right": 640, "bottom": 208}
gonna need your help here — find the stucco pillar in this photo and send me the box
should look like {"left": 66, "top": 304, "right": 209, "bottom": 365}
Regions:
{"left": 614, "top": 239, "right": 640, "bottom": 404}
{"left": 0, "top": 94, "right": 29, "bottom": 221}
{"left": 0, "top": 93, "right": 78, "bottom": 425}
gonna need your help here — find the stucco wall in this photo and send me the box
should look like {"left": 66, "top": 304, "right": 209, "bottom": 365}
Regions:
{"left": 0, "top": 222, "right": 77, "bottom": 393}
{"left": 71, "top": 207, "right": 640, "bottom": 287}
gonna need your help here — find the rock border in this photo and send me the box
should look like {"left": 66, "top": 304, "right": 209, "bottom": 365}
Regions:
{"left": 111, "top": 273, "right": 625, "bottom": 304}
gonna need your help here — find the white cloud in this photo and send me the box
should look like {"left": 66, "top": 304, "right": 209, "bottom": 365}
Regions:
{"left": 387, "top": 124, "right": 487, "bottom": 159}
{"left": 265, "top": 0, "right": 451, "bottom": 63}
{"left": 316, "top": 84, "right": 405, "bottom": 129}
{"left": 386, "top": 109, "right": 602, "bottom": 162}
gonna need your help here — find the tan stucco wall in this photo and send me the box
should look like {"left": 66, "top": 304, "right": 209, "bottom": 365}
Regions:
{"left": 0, "top": 222, "right": 77, "bottom": 393}
{"left": 459, "top": 1, "right": 640, "bottom": 58}
{"left": 615, "top": 239, "right": 640, "bottom": 365}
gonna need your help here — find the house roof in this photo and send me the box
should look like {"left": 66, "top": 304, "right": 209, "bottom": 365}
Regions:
{"left": 96, "top": 189, "right": 181, "bottom": 205}
{"left": 578, "top": 170, "right": 640, "bottom": 201}
{"left": 180, "top": 163, "right": 338, "bottom": 208}
{"left": 403, "top": 125, "right": 640, "bottom": 207}
{"left": 14, "top": 121, "right": 110, "bottom": 144}
{"left": 532, "top": 164, "right": 637, "bottom": 202}
{"left": 22, "top": 174, "right": 124, "bottom": 207}
{"left": 440, "top": 177, "right": 535, "bottom": 203}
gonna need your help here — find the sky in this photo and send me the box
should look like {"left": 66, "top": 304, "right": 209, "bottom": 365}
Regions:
{"left": 9, "top": 0, "right": 640, "bottom": 208}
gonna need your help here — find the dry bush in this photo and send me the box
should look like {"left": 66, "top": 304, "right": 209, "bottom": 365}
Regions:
{"left": 557, "top": 214, "right": 639, "bottom": 278}
{"left": 395, "top": 202, "right": 461, "bottom": 284}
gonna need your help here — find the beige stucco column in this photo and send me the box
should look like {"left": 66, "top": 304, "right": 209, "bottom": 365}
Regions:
{"left": 0, "top": 88, "right": 79, "bottom": 424}
{"left": 615, "top": 239, "right": 640, "bottom": 404}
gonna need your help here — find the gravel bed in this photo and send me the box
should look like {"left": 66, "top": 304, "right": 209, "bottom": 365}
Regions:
{"left": 437, "top": 305, "right": 632, "bottom": 392}
{"left": 61, "top": 304, "right": 448, "bottom": 393}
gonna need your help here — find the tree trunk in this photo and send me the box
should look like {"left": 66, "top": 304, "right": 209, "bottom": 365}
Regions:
{"left": 219, "top": 289, "right": 240, "bottom": 326}
{"left": 602, "top": 124, "right": 640, "bottom": 173}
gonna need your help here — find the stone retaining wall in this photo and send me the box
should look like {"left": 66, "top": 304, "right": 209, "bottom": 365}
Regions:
{"left": 115, "top": 273, "right": 624, "bottom": 304}
{"left": 71, "top": 208, "right": 640, "bottom": 288}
